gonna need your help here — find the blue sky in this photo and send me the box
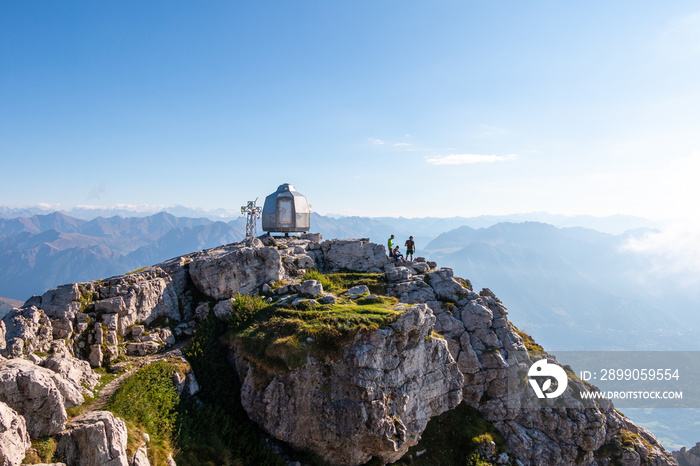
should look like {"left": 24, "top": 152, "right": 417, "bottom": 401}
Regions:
{"left": 2, "top": 1, "right": 700, "bottom": 220}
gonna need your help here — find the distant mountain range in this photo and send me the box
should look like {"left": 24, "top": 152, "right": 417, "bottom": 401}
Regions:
{"left": 0, "top": 297, "right": 23, "bottom": 314}
{"left": 423, "top": 222, "right": 698, "bottom": 351}
{"left": 1, "top": 204, "right": 658, "bottom": 234}
{"left": 0, "top": 212, "right": 247, "bottom": 301}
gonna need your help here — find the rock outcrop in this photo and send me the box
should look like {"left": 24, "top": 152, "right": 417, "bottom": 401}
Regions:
{"left": 190, "top": 245, "right": 285, "bottom": 300}
{"left": 55, "top": 411, "right": 128, "bottom": 466}
{"left": 0, "top": 401, "right": 30, "bottom": 466}
{"left": 384, "top": 265, "right": 675, "bottom": 465}
{"left": 236, "top": 304, "right": 463, "bottom": 465}
{"left": 0, "top": 358, "right": 83, "bottom": 437}
{"left": 675, "top": 442, "right": 700, "bottom": 466}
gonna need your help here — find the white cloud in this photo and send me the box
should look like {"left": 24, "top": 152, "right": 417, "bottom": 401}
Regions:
{"left": 622, "top": 222, "right": 700, "bottom": 287}
{"left": 393, "top": 142, "right": 412, "bottom": 147}
{"left": 425, "top": 153, "right": 517, "bottom": 165}
{"left": 369, "top": 138, "right": 385, "bottom": 145}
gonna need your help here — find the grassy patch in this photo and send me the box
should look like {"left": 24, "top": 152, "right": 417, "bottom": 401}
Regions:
{"left": 108, "top": 361, "right": 180, "bottom": 465}
{"left": 233, "top": 300, "right": 402, "bottom": 373}
{"left": 384, "top": 403, "right": 508, "bottom": 466}
{"left": 512, "top": 325, "right": 544, "bottom": 355}
{"left": 23, "top": 437, "right": 57, "bottom": 464}
{"left": 457, "top": 277, "right": 473, "bottom": 291}
{"left": 619, "top": 429, "right": 653, "bottom": 453}
{"left": 302, "top": 270, "right": 387, "bottom": 295}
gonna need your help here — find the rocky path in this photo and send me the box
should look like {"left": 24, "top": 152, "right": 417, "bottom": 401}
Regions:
{"left": 84, "top": 340, "right": 189, "bottom": 412}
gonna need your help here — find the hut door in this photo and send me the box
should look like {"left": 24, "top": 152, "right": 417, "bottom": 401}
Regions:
{"left": 277, "top": 198, "right": 294, "bottom": 227}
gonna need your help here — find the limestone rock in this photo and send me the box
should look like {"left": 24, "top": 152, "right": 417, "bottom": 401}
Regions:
{"left": 320, "top": 239, "right": 390, "bottom": 273}
{"left": 387, "top": 276, "right": 436, "bottom": 304}
{"left": 317, "top": 294, "right": 336, "bottom": 305}
{"left": 0, "top": 401, "right": 30, "bottom": 466}
{"left": 237, "top": 304, "right": 463, "bottom": 466}
{"left": 343, "top": 285, "right": 369, "bottom": 299}
{"left": 131, "top": 445, "right": 150, "bottom": 466}
{"left": 173, "top": 371, "right": 200, "bottom": 398}
{"left": 158, "top": 328, "right": 175, "bottom": 346}
{"left": 674, "top": 442, "right": 700, "bottom": 466}
{"left": 193, "top": 303, "right": 210, "bottom": 320}
{"left": 43, "top": 353, "right": 100, "bottom": 391}
{"left": 0, "top": 359, "right": 84, "bottom": 437}
{"left": 385, "top": 266, "right": 413, "bottom": 282}
{"left": 189, "top": 245, "right": 284, "bottom": 300}
{"left": 298, "top": 280, "right": 323, "bottom": 297}
{"left": 56, "top": 411, "right": 128, "bottom": 466}
{"left": 125, "top": 342, "right": 159, "bottom": 357}
{"left": 88, "top": 345, "right": 103, "bottom": 368}
{"left": 213, "top": 300, "right": 233, "bottom": 319}
{"left": 1, "top": 307, "right": 53, "bottom": 358}
{"left": 34, "top": 283, "right": 82, "bottom": 319}
{"left": 423, "top": 268, "right": 469, "bottom": 301}
{"left": 94, "top": 269, "right": 182, "bottom": 335}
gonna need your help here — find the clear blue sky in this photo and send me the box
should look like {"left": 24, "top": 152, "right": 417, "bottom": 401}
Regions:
{"left": 2, "top": 1, "right": 700, "bottom": 220}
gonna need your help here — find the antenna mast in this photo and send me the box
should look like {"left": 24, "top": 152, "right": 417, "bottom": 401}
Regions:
{"left": 241, "top": 198, "right": 262, "bottom": 247}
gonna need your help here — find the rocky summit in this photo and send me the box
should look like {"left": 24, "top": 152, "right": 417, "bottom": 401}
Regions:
{"left": 0, "top": 235, "right": 677, "bottom": 465}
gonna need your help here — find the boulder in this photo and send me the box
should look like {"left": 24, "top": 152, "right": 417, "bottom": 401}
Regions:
{"left": 320, "top": 239, "right": 390, "bottom": 273}
{"left": 131, "top": 445, "right": 150, "bottom": 466}
{"left": 43, "top": 353, "right": 100, "bottom": 391}
{"left": 423, "top": 268, "right": 469, "bottom": 301}
{"left": 0, "top": 401, "right": 30, "bottom": 466}
{"left": 212, "top": 300, "right": 233, "bottom": 319}
{"left": 88, "top": 345, "right": 103, "bottom": 368}
{"left": 1, "top": 307, "right": 53, "bottom": 357}
{"left": 193, "top": 303, "right": 210, "bottom": 320}
{"left": 0, "top": 359, "right": 83, "bottom": 437}
{"left": 298, "top": 280, "right": 323, "bottom": 298}
{"left": 317, "top": 295, "right": 336, "bottom": 305}
{"left": 387, "top": 277, "right": 436, "bottom": 304}
{"left": 56, "top": 411, "right": 128, "bottom": 466}
{"left": 343, "top": 285, "right": 369, "bottom": 299}
{"left": 35, "top": 283, "right": 82, "bottom": 319}
{"left": 189, "top": 245, "right": 284, "bottom": 300}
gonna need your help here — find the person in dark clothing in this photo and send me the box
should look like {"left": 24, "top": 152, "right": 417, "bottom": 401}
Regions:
{"left": 392, "top": 246, "right": 406, "bottom": 263}
{"left": 404, "top": 236, "right": 415, "bottom": 261}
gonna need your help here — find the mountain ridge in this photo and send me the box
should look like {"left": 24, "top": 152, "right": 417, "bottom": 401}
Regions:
{"left": 0, "top": 235, "right": 676, "bottom": 465}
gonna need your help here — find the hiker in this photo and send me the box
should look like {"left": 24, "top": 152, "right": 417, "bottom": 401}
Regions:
{"left": 392, "top": 246, "right": 406, "bottom": 263}
{"left": 405, "top": 236, "right": 415, "bottom": 261}
{"left": 387, "top": 234, "right": 395, "bottom": 257}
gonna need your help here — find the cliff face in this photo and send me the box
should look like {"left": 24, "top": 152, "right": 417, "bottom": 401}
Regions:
{"left": 0, "top": 235, "right": 677, "bottom": 465}
{"left": 236, "top": 304, "right": 463, "bottom": 465}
